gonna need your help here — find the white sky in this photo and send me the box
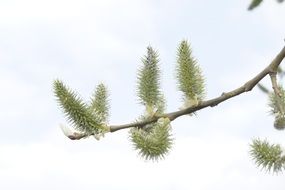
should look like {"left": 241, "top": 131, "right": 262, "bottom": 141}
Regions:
{"left": 0, "top": 0, "right": 285, "bottom": 189}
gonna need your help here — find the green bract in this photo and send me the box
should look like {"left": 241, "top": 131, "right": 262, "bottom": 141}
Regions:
{"left": 176, "top": 40, "right": 205, "bottom": 107}
{"left": 54, "top": 80, "right": 108, "bottom": 135}
{"left": 250, "top": 138, "right": 285, "bottom": 173}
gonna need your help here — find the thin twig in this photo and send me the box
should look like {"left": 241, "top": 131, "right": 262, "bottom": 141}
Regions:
{"left": 110, "top": 45, "right": 285, "bottom": 132}
{"left": 269, "top": 72, "right": 281, "bottom": 97}
{"left": 269, "top": 70, "right": 285, "bottom": 115}
{"left": 66, "top": 45, "right": 285, "bottom": 139}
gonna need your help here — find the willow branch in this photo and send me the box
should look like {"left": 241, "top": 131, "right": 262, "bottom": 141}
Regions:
{"left": 110, "top": 45, "right": 285, "bottom": 132}
{"left": 269, "top": 72, "right": 281, "bottom": 97}
{"left": 66, "top": 45, "right": 285, "bottom": 139}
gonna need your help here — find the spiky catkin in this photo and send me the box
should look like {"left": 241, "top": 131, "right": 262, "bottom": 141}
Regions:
{"left": 54, "top": 80, "right": 105, "bottom": 134}
{"left": 176, "top": 40, "right": 205, "bottom": 104}
{"left": 137, "top": 46, "right": 161, "bottom": 108}
{"left": 269, "top": 87, "right": 285, "bottom": 130}
{"left": 90, "top": 83, "right": 110, "bottom": 123}
{"left": 130, "top": 117, "right": 173, "bottom": 161}
{"left": 131, "top": 46, "right": 173, "bottom": 160}
{"left": 250, "top": 138, "right": 285, "bottom": 173}
{"left": 269, "top": 87, "right": 285, "bottom": 115}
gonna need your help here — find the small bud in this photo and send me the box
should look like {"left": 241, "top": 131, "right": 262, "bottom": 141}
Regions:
{"left": 274, "top": 116, "right": 285, "bottom": 130}
{"left": 59, "top": 124, "right": 74, "bottom": 137}
{"left": 59, "top": 124, "right": 87, "bottom": 140}
{"left": 93, "top": 134, "right": 101, "bottom": 140}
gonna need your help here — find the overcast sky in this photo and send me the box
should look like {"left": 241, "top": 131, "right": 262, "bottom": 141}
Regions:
{"left": 0, "top": 0, "right": 285, "bottom": 189}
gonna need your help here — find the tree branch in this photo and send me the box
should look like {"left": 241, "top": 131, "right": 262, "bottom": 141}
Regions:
{"left": 110, "top": 45, "right": 285, "bottom": 132}
{"left": 269, "top": 72, "right": 281, "bottom": 97}
{"left": 65, "top": 45, "right": 285, "bottom": 139}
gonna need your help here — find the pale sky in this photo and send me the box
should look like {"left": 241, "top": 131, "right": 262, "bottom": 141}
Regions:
{"left": 0, "top": 0, "right": 285, "bottom": 189}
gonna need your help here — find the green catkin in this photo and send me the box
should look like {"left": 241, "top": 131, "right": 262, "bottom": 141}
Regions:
{"left": 130, "top": 46, "right": 173, "bottom": 160}
{"left": 176, "top": 40, "right": 205, "bottom": 107}
{"left": 130, "top": 118, "right": 173, "bottom": 160}
{"left": 137, "top": 46, "right": 161, "bottom": 108}
{"left": 90, "top": 83, "right": 110, "bottom": 123}
{"left": 269, "top": 87, "right": 285, "bottom": 130}
{"left": 250, "top": 139, "right": 285, "bottom": 173}
{"left": 54, "top": 80, "right": 106, "bottom": 134}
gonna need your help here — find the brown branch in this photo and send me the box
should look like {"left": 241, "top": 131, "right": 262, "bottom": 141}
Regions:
{"left": 66, "top": 45, "right": 285, "bottom": 139}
